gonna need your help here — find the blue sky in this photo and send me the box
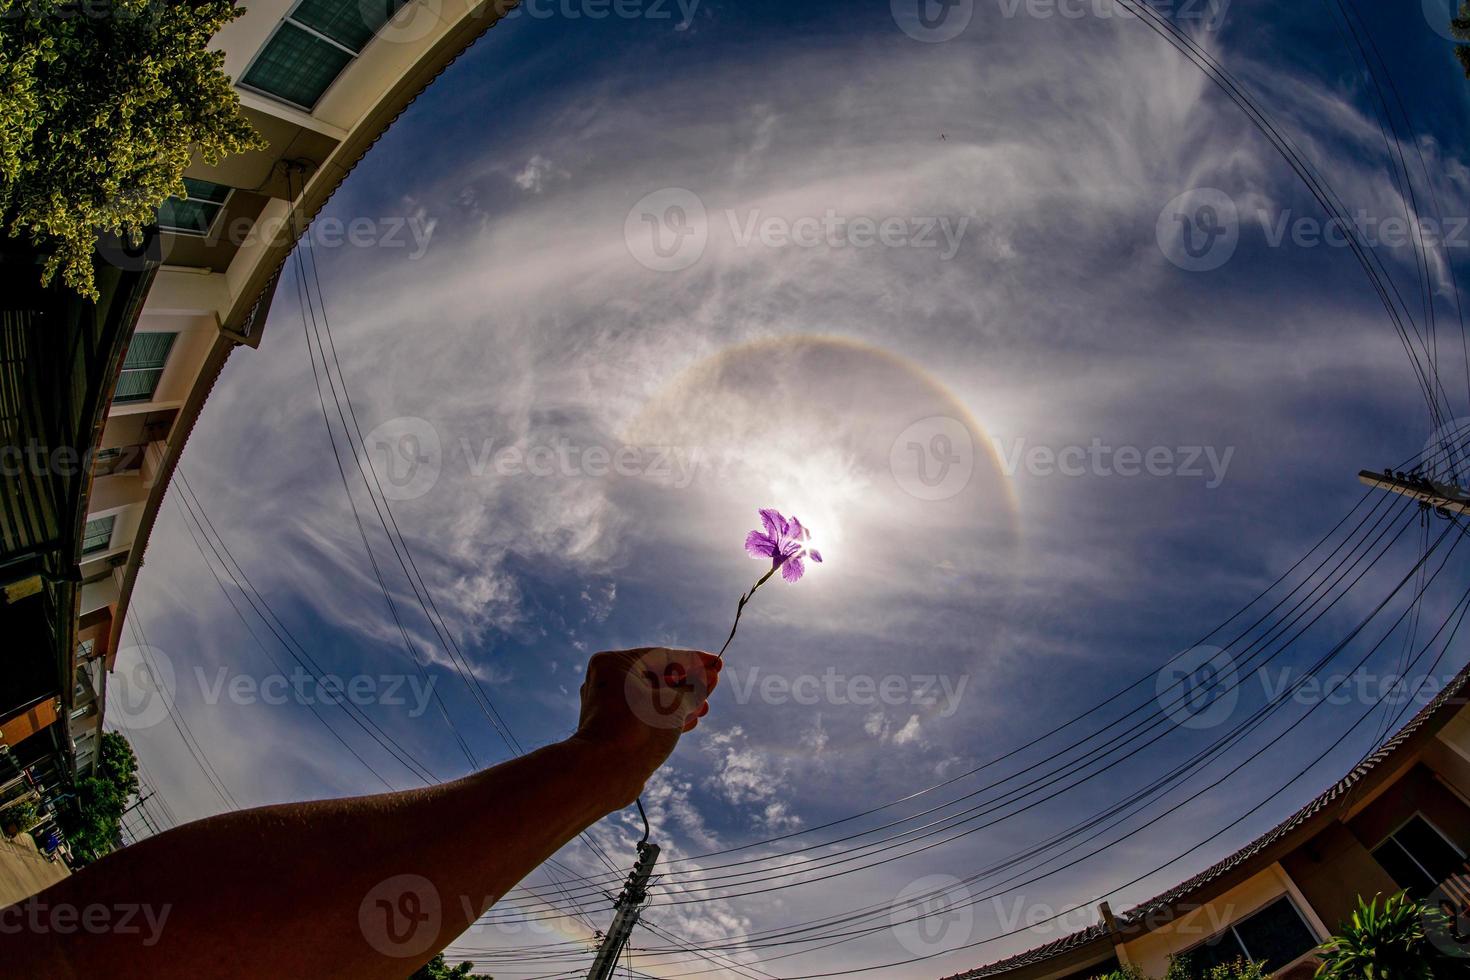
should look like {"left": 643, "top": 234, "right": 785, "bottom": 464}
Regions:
{"left": 112, "top": 1, "right": 1470, "bottom": 976}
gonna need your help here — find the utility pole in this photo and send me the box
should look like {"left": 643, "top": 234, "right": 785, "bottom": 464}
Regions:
{"left": 586, "top": 841, "right": 660, "bottom": 980}
{"left": 1358, "top": 469, "right": 1470, "bottom": 516}
{"left": 120, "top": 791, "right": 154, "bottom": 817}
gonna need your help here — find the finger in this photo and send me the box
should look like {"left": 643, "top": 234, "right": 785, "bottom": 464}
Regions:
{"left": 698, "top": 652, "right": 722, "bottom": 696}
{"left": 680, "top": 696, "right": 713, "bottom": 734}
{"left": 659, "top": 648, "right": 720, "bottom": 696}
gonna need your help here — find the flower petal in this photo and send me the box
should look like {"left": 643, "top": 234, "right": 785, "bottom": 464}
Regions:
{"left": 759, "top": 508, "right": 789, "bottom": 539}
{"left": 745, "top": 530, "right": 778, "bottom": 559}
{"left": 787, "top": 515, "right": 807, "bottom": 541}
{"left": 780, "top": 555, "right": 806, "bottom": 583}
{"left": 808, "top": 549, "right": 823, "bottom": 563}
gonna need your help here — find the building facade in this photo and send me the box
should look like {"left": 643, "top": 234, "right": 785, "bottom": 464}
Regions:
{"left": 9, "top": 1, "right": 519, "bottom": 786}
{"left": 944, "top": 667, "right": 1470, "bottom": 980}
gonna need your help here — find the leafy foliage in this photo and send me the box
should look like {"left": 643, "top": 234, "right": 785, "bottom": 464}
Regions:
{"left": 1455, "top": 3, "right": 1470, "bottom": 79}
{"left": 1197, "top": 959, "right": 1270, "bottom": 980}
{"left": 1315, "top": 893, "right": 1448, "bottom": 980}
{"left": 1092, "top": 957, "right": 1269, "bottom": 980}
{"left": 408, "top": 953, "right": 492, "bottom": 980}
{"left": 60, "top": 731, "right": 139, "bottom": 864}
{"left": 0, "top": 0, "right": 262, "bottom": 297}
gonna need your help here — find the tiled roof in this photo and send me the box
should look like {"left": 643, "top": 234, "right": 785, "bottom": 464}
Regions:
{"left": 943, "top": 659, "right": 1470, "bottom": 980}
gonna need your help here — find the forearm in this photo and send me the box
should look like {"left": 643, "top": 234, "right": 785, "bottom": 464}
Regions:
{"left": 1, "top": 736, "right": 634, "bottom": 979}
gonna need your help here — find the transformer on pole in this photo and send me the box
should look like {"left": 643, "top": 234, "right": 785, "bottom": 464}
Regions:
{"left": 586, "top": 841, "right": 660, "bottom": 980}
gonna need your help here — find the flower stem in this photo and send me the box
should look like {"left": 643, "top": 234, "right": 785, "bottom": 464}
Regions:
{"left": 716, "top": 564, "right": 779, "bottom": 660}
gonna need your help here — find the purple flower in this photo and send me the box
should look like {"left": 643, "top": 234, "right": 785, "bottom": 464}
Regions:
{"left": 744, "top": 508, "right": 824, "bottom": 583}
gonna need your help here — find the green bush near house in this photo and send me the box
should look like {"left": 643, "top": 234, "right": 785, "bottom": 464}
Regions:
{"left": 1454, "top": 3, "right": 1470, "bottom": 79}
{"left": 408, "top": 953, "right": 493, "bottom": 980}
{"left": 0, "top": 796, "right": 41, "bottom": 837}
{"left": 58, "top": 731, "right": 139, "bottom": 865}
{"left": 1314, "top": 893, "right": 1449, "bottom": 980}
{"left": 1092, "top": 956, "right": 1270, "bottom": 980}
{"left": 0, "top": 0, "right": 262, "bottom": 298}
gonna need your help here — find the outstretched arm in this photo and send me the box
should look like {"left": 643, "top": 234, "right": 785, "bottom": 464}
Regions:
{"left": 0, "top": 647, "right": 720, "bottom": 979}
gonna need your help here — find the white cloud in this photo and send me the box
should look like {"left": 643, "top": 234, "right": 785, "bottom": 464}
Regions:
{"left": 891, "top": 714, "right": 924, "bottom": 746}
{"left": 512, "top": 153, "right": 567, "bottom": 193}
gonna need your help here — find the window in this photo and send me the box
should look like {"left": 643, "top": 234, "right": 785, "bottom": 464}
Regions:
{"left": 115, "top": 332, "right": 177, "bottom": 404}
{"left": 81, "top": 516, "right": 115, "bottom": 556}
{"left": 157, "top": 178, "right": 231, "bottom": 235}
{"left": 1181, "top": 897, "right": 1318, "bottom": 974}
{"left": 240, "top": 0, "right": 412, "bottom": 111}
{"left": 1373, "top": 815, "right": 1467, "bottom": 899}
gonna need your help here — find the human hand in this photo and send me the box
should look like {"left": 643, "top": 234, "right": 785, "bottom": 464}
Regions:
{"left": 571, "top": 648, "right": 721, "bottom": 805}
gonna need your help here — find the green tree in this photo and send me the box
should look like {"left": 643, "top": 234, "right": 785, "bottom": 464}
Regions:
{"left": 1093, "top": 957, "right": 1269, "bottom": 980}
{"left": 61, "top": 731, "right": 140, "bottom": 864}
{"left": 1315, "top": 892, "right": 1448, "bottom": 980}
{"left": 409, "top": 953, "right": 493, "bottom": 980}
{"left": 0, "top": 0, "right": 262, "bottom": 298}
{"left": 1454, "top": 2, "right": 1470, "bottom": 79}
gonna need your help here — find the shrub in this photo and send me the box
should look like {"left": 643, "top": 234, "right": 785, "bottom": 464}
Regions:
{"left": 0, "top": 0, "right": 262, "bottom": 297}
{"left": 1315, "top": 892, "right": 1447, "bottom": 980}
